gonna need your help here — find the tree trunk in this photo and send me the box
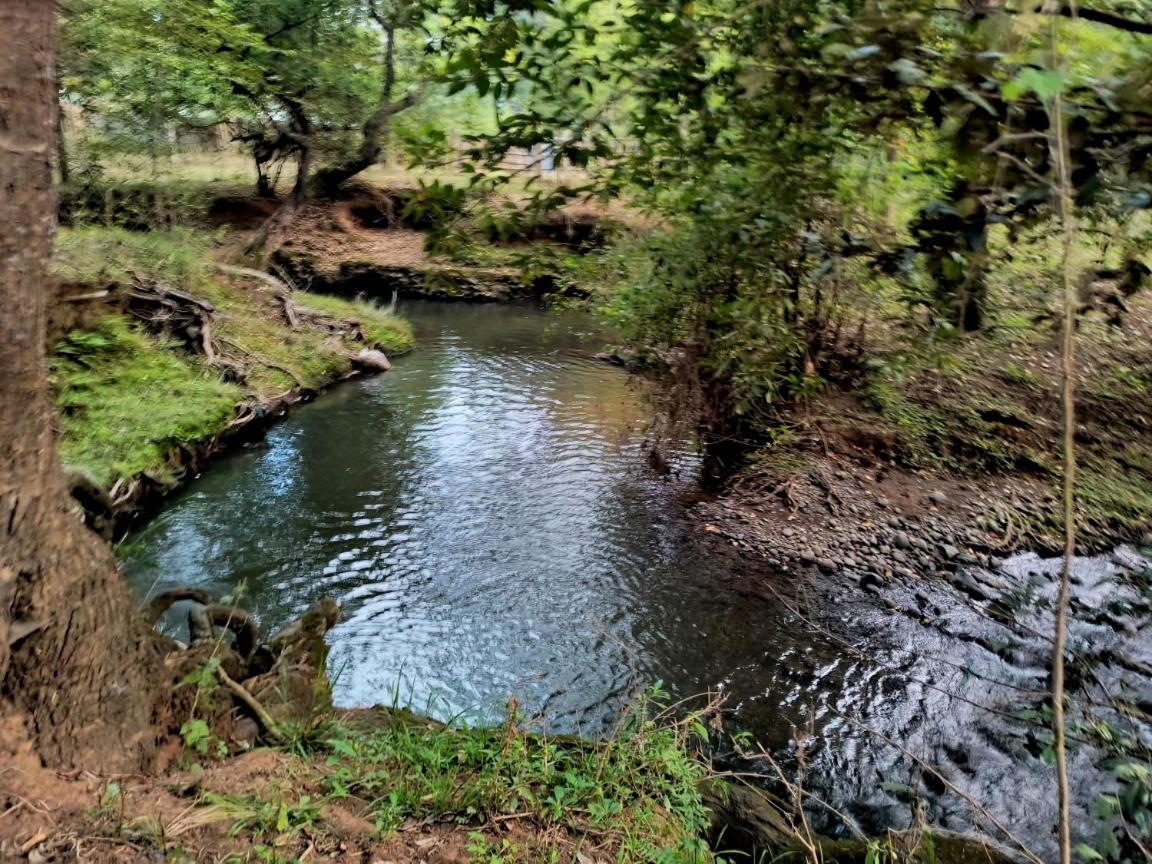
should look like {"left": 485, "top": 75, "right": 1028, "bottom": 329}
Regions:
{"left": 310, "top": 23, "right": 422, "bottom": 196}
{"left": 0, "top": 0, "right": 165, "bottom": 772}
{"left": 53, "top": 65, "right": 69, "bottom": 186}
{"left": 244, "top": 102, "right": 313, "bottom": 259}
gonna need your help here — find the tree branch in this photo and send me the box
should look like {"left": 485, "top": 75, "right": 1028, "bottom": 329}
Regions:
{"left": 995, "top": 3, "right": 1152, "bottom": 35}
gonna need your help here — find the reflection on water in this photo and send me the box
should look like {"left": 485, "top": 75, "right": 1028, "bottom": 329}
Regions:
{"left": 122, "top": 300, "right": 1151, "bottom": 855}
{"left": 124, "top": 300, "right": 813, "bottom": 732}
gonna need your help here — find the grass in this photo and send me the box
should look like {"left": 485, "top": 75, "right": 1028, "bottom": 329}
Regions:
{"left": 196, "top": 696, "right": 717, "bottom": 864}
{"left": 293, "top": 290, "right": 413, "bottom": 354}
{"left": 50, "top": 317, "right": 242, "bottom": 487}
{"left": 53, "top": 225, "right": 222, "bottom": 293}
{"left": 50, "top": 227, "right": 414, "bottom": 488}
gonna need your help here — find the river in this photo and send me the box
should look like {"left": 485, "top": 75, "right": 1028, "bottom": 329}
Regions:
{"left": 122, "top": 299, "right": 1151, "bottom": 856}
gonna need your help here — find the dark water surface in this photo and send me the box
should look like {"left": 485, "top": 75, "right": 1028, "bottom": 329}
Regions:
{"left": 123, "top": 300, "right": 1151, "bottom": 855}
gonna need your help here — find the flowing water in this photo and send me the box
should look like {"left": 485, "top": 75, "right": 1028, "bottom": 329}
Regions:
{"left": 123, "top": 299, "right": 1152, "bottom": 855}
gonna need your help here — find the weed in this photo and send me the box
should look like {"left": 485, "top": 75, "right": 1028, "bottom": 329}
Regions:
{"left": 314, "top": 692, "right": 716, "bottom": 862}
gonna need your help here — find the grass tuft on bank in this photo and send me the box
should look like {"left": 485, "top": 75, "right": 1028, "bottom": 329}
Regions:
{"left": 329, "top": 707, "right": 710, "bottom": 855}
{"left": 50, "top": 316, "right": 242, "bottom": 487}
{"left": 77, "top": 697, "right": 718, "bottom": 862}
{"left": 50, "top": 227, "right": 414, "bottom": 490}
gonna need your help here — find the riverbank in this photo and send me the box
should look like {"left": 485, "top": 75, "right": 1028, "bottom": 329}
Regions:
{"left": 0, "top": 700, "right": 719, "bottom": 864}
{"left": 686, "top": 278, "right": 1152, "bottom": 586}
{"left": 2, "top": 576, "right": 1023, "bottom": 864}
{"left": 49, "top": 227, "right": 413, "bottom": 536}
{"left": 48, "top": 176, "right": 612, "bottom": 531}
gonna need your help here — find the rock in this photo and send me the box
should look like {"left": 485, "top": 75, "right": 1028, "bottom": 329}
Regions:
{"left": 928, "top": 490, "right": 948, "bottom": 506}
{"left": 947, "top": 570, "right": 989, "bottom": 601}
{"left": 941, "top": 543, "right": 961, "bottom": 560}
{"left": 817, "top": 557, "right": 838, "bottom": 573}
{"left": 231, "top": 716, "right": 260, "bottom": 749}
{"left": 860, "top": 571, "right": 885, "bottom": 590}
{"left": 875, "top": 497, "right": 889, "bottom": 508}
{"left": 352, "top": 348, "right": 392, "bottom": 372}
{"left": 892, "top": 532, "right": 910, "bottom": 550}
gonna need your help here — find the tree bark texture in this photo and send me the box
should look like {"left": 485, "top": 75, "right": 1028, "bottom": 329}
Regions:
{"left": 0, "top": 0, "right": 165, "bottom": 772}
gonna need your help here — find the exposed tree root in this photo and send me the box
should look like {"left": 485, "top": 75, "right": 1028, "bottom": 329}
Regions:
{"left": 213, "top": 263, "right": 301, "bottom": 329}
{"left": 125, "top": 278, "right": 216, "bottom": 358}
{"left": 142, "top": 590, "right": 339, "bottom": 748}
{"left": 216, "top": 665, "right": 285, "bottom": 742}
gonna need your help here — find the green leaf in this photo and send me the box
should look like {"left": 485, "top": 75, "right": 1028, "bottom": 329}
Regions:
{"left": 1003, "top": 68, "right": 1065, "bottom": 103}
{"left": 952, "top": 83, "right": 997, "bottom": 116}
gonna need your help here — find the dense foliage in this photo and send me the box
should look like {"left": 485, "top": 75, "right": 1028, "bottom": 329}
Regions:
{"left": 420, "top": 0, "right": 1152, "bottom": 448}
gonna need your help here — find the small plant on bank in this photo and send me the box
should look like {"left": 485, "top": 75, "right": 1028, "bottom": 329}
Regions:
{"left": 308, "top": 690, "right": 717, "bottom": 863}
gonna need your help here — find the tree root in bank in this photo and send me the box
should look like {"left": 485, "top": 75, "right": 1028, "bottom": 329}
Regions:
{"left": 145, "top": 587, "right": 215, "bottom": 626}
{"left": 143, "top": 590, "right": 340, "bottom": 750}
{"left": 214, "top": 263, "right": 301, "bottom": 329}
{"left": 126, "top": 278, "right": 217, "bottom": 358}
{"left": 218, "top": 337, "right": 308, "bottom": 389}
{"left": 188, "top": 604, "right": 260, "bottom": 659}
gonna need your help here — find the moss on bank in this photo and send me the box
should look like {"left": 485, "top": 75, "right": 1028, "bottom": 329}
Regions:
{"left": 49, "top": 227, "right": 413, "bottom": 491}
{"left": 51, "top": 317, "right": 243, "bottom": 487}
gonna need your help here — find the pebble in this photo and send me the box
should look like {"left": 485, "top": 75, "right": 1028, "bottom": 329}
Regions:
{"left": 892, "top": 532, "right": 910, "bottom": 550}
{"left": 941, "top": 544, "right": 961, "bottom": 560}
{"left": 860, "top": 571, "right": 884, "bottom": 589}
{"left": 817, "top": 557, "right": 838, "bottom": 573}
{"left": 928, "top": 490, "right": 948, "bottom": 505}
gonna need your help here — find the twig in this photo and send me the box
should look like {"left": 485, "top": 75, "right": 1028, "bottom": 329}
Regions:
{"left": 216, "top": 665, "right": 285, "bottom": 743}
{"left": 1046, "top": 6, "right": 1079, "bottom": 864}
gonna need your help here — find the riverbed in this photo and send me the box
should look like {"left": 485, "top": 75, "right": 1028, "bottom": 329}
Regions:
{"left": 123, "top": 299, "right": 1151, "bottom": 857}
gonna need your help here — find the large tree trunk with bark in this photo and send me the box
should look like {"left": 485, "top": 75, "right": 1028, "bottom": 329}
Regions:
{"left": 0, "top": 0, "right": 165, "bottom": 772}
